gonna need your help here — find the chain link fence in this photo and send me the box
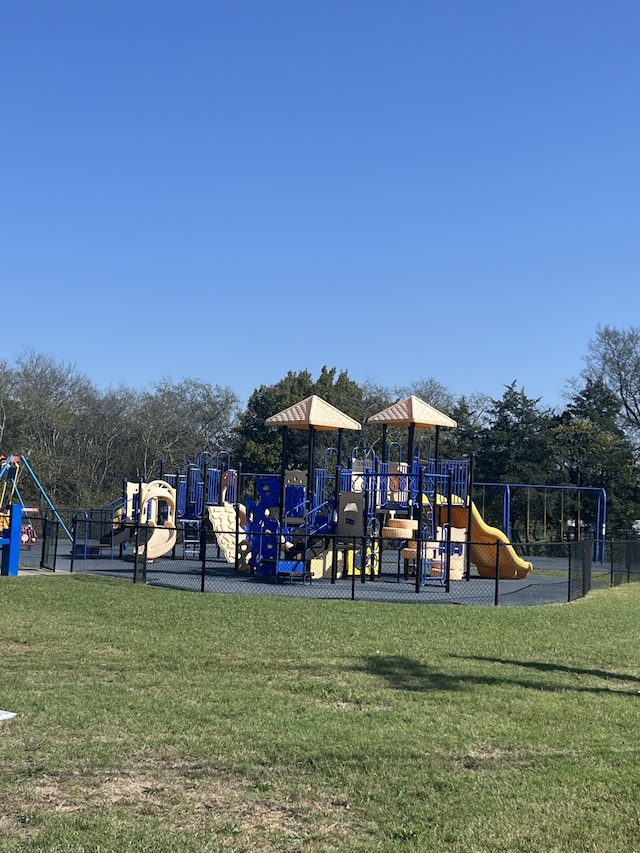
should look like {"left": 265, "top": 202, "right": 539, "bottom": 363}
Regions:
{"left": 21, "top": 515, "right": 640, "bottom": 606}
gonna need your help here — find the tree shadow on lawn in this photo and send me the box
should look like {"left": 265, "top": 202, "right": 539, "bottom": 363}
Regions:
{"left": 348, "top": 654, "right": 640, "bottom": 696}
{"left": 453, "top": 655, "right": 640, "bottom": 687}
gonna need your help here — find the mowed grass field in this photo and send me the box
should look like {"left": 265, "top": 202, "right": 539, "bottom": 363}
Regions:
{"left": 1, "top": 574, "right": 639, "bottom": 852}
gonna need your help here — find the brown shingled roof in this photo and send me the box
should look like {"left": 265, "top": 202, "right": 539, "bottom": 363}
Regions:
{"left": 265, "top": 395, "right": 362, "bottom": 431}
{"left": 366, "top": 395, "right": 457, "bottom": 428}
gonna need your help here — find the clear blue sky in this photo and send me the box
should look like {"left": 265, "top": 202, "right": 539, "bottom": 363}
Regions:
{"left": 2, "top": 1, "right": 638, "bottom": 410}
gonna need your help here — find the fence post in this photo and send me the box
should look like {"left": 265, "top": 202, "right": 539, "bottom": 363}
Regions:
{"left": 582, "top": 540, "right": 592, "bottom": 597}
{"left": 133, "top": 505, "right": 140, "bottom": 583}
{"left": 200, "top": 461, "right": 209, "bottom": 593}
{"left": 445, "top": 472, "right": 453, "bottom": 595}
{"left": 52, "top": 520, "right": 60, "bottom": 571}
{"left": 351, "top": 536, "right": 357, "bottom": 600}
{"left": 200, "top": 519, "right": 206, "bottom": 593}
{"left": 610, "top": 539, "right": 614, "bottom": 587}
{"left": 40, "top": 516, "right": 59, "bottom": 572}
{"left": 69, "top": 516, "right": 77, "bottom": 574}
{"left": 494, "top": 541, "right": 500, "bottom": 606}
{"left": 415, "top": 466, "right": 424, "bottom": 594}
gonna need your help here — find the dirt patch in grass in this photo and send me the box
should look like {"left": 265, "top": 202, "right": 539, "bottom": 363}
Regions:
{"left": 458, "top": 745, "right": 533, "bottom": 774}
{"left": 7, "top": 754, "right": 366, "bottom": 850}
{"left": 2, "top": 640, "right": 43, "bottom": 655}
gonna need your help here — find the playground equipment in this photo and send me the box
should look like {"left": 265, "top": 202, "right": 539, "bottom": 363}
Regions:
{"left": 192, "top": 393, "right": 537, "bottom": 586}
{"left": 473, "top": 482, "right": 607, "bottom": 563}
{"left": 83, "top": 393, "right": 607, "bottom": 592}
{"left": 439, "top": 502, "right": 532, "bottom": 579}
{"left": 161, "top": 451, "right": 239, "bottom": 559}
{"left": 124, "top": 397, "right": 474, "bottom": 585}
{"left": 0, "top": 454, "right": 72, "bottom": 543}
{"left": 251, "top": 396, "right": 364, "bottom": 581}
{"left": 132, "top": 480, "right": 177, "bottom": 560}
{"left": 72, "top": 479, "right": 178, "bottom": 562}
{"left": 0, "top": 505, "right": 25, "bottom": 576}
{"left": 207, "top": 502, "right": 251, "bottom": 569}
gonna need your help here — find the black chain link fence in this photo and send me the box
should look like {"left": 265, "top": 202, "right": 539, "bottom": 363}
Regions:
{"left": 20, "top": 514, "right": 640, "bottom": 606}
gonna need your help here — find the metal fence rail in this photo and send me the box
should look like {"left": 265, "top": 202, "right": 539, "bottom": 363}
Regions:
{"left": 19, "top": 514, "right": 637, "bottom": 607}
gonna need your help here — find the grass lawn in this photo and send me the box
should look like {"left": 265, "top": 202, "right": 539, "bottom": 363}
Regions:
{"left": 1, "top": 575, "right": 639, "bottom": 852}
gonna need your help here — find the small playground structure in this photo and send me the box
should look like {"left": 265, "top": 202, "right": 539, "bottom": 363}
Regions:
{"left": 71, "top": 478, "right": 179, "bottom": 563}
{"left": 0, "top": 455, "right": 73, "bottom": 574}
{"left": 70, "top": 452, "right": 240, "bottom": 566}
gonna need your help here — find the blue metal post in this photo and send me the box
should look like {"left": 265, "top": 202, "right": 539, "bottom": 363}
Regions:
{"left": 0, "top": 505, "right": 22, "bottom": 576}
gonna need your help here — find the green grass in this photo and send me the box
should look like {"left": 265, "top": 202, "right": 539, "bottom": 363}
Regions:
{"left": 1, "top": 575, "right": 639, "bottom": 851}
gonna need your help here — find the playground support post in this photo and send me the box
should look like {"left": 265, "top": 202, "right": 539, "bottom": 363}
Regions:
{"left": 0, "top": 505, "right": 22, "bottom": 576}
{"left": 336, "top": 429, "right": 344, "bottom": 470}
{"left": 380, "top": 424, "right": 387, "bottom": 469}
{"left": 415, "top": 466, "right": 424, "bottom": 594}
{"left": 331, "top": 467, "right": 341, "bottom": 584}
{"left": 234, "top": 464, "right": 242, "bottom": 573}
{"left": 407, "top": 423, "right": 415, "bottom": 468}
{"left": 278, "top": 427, "right": 288, "bottom": 528}
{"left": 200, "top": 460, "right": 209, "bottom": 592}
{"left": 445, "top": 472, "right": 453, "bottom": 594}
{"left": 465, "top": 453, "right": 475, "bottom": 582}
{"left": 503, "top": 484, "right": 511, "bottom": 539}
{"left": 306, "top": 425, "right": 316, "bottom": 513}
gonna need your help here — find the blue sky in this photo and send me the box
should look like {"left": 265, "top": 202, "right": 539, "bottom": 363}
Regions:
{"left": 2, "top": 1, "right": 639, "bottom": 411}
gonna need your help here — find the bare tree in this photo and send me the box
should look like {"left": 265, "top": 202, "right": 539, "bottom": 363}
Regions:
{"left": 127, "top": 378, "right": 239, "bottom": 480}
{"left": 585, "top": 325, "right": 640, "bottom": 440}
{"left": 10, "top": 350, "right": 99, "bottom": 504}
{"left": 0, "top": 359, "right": 17, "bottom": 450}
{"left": 395, "top": 377, "right": 456, "bottom": 414}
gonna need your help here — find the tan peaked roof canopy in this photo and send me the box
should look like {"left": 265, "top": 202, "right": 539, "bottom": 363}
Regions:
{"left": 366, "top": 395, "right": 457, "bottom": 429}
{"left": 265, "top": 395, "right": 362, "bottom": 432}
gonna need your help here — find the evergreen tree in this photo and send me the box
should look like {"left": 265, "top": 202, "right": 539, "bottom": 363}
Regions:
{"left": 232, "top": 367, "right": 365, "bottom": 475}
{"left": 553, "top": 379, "right": 640, "bottom": 533}
{"left": 473, "top": 383, "right": 556, "bottom": 536}
{"left": 440, "top": 393, "right": 490, "bottom": 461}
{"left": 475, "top": 382, "right": 555, "bottom": 485}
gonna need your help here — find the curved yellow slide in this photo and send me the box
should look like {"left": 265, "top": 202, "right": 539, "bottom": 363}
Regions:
{"left": 440, "top": 502, "right": 532, "bottom": 579}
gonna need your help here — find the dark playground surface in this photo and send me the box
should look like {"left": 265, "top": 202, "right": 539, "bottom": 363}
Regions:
{"left": 17, "top": 542, "right": 613, "bottom": 607}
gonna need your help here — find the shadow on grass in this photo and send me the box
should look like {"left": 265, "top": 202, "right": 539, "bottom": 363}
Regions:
{"left": 349, "top": 654, "right": 640, "bottom": 696}
{"left": 356, "top": 655, "right": 463, "bottom": 693}
{"left": 455, "top": 655, "right": 640, "bottom": 686}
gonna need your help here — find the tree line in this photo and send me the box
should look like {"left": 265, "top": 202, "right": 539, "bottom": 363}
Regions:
{"left": 3, "top": 325, "right": 640, "bottom": 533}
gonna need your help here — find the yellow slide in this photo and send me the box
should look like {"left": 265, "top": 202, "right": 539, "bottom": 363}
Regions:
{"left": 440, "top": 502, "right": 532, "bottom": 579}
